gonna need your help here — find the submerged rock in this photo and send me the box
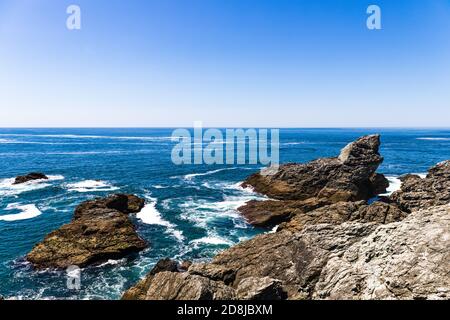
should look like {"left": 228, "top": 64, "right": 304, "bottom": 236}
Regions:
{"left": 391, "top": 160, "right": 450, "bottom": 212}
{"left": 27, "top": 194, "right": 147, "bottom": 269}
{"left": 13, "top": 172, "right": 48, "bottom": 185}
{"left": 242, "top": 135, "right": 386, "bottom": 202}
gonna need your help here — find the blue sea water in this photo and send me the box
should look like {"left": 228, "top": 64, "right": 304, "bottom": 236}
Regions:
{"left": 0, "top": 128, "right": 450, "bottom": 299}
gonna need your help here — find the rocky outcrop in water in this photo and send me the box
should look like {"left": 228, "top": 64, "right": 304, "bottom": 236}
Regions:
{"left": 242, "top": 135, "right": 386, "bottom": 202}
{"left": 13, "top": 172, "right": 48, "bottom": 185}
{"left": 391, "top": 160, "right": 450, "bottom": 212}
{"left": 239, "top": 135, "right": 390, "bottom": 227}
{"left": 27, "top": 194, "right": 147, "bottom": 269}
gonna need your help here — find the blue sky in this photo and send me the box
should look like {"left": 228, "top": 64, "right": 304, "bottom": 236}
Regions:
{"left": 0, "top": 0, "right": 449, "bottom": 127}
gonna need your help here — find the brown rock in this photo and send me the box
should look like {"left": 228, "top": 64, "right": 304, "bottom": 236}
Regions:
{"left": 242, "top": 135, "right": 385, "bottom": 202}
{"left": 139, "top": 272, "right": 236, "bottom": 300}
{"left": 391, "top": 160, "right": 450, "bottom": 212}
{"left": 27, "top": 194, "right": 147, "bottom": 269}
{"left": 13, "top": 172, "right": 48, "bottom": 185}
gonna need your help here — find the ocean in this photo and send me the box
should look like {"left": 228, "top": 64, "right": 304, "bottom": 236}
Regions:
{"left": 1, "top": 128, "right": 449, "bottom": 299}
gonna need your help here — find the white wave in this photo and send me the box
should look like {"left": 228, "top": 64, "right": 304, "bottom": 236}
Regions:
{"left": 417, "top": 137, "right": 450, "bottom": 141}
{"left": 0, "top": 175, "right": 64, "bottom": 197}
{"left": 183, "top": 167, "right": 238, "bottom": 181}
{"left": 191, "top": 236, "right": 233, "bottom": 246}
{"left": 0, "top": 134, "right": 173, "bottom": 141}
{"left": 137, "top": 199, "right": 184, "bottom": 242}
{"left": 0, "top": 204, "right": 42, "bottom": 221}
{"left": 65, "top": 180, "right": 119, "bottom": 193}
{"left": 380, "top": 176, "right": 402, "bottom": 196}
{"left": 153, "top": 185, "right": 169, "bottom": 189}
{"left": 282, "top": 142, "right": 306, "bottom": 145}
{"left": 380, "top": 173, "right": 427, "bottom": 196}
{"left": 178, "top": 189, "right": 266, "bottom": 229}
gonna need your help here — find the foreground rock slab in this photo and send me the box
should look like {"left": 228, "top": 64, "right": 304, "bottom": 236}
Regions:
{"left": 313, "top": 204, "right": 450, "bottom": 299}
{"left": 27, "top": 194, "right": 147, "bottom": 269}
{"left": 123, "top": 203, "right": 449, "bottom": 300}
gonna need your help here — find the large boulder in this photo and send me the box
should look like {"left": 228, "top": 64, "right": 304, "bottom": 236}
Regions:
{"left": 391, "top": 160, "right": 450, "bottom": 212}
{"left": 27, "top": 194, "right": 147, "bottom": 269}
{"left": 242, "top": 135, "right": 385, "bottom": 202}
{"left": 13, "top": 172, "right": 48, "bottom": 185}
{"left": 131, "top": 271, "right": 237, "bottom": 300}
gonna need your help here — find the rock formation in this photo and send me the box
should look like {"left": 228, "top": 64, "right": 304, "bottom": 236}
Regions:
{"left": 242, "top": 135, "right": 386, "bottom": 202}
{"left": 391, "top": 160, "right": 450, "bottom": 212}
{"left": 13, "top": 172, "right": 48, "bottom": 185}
{"left": 239, "top": 135, "right": 390, "bottom": 228}
{"left": 27, "top": 194, "right": 147, "bottom": 269}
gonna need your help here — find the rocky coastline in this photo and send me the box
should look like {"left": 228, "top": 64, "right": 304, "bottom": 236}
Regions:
{"left": 18, "top": 134, "right": 450, "bottom": 300}
{"left": 121, "top": 135, "right": 449, "bottom": 300}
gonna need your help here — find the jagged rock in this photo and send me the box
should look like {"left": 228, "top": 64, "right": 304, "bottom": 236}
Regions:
{"left": 312, "top": 204, "right": 450, "bottom": 300}
{"left": 236, "top": 277, "right": 287, "bottom": 300}
{"left": 238, "top": 198, "right": 331, "bottom": 228}
{"left": 369, "top": 173, "right": 390, "bottom": 195}
{"left": 27, "top": 194, "right": 147, "bottom": 269}
{"left": 150, "top": 258, "right": 180, "bottom": 275}
{"left": 138, "top": 272, "right": 237, "bottom": 300}
{"left": 242, "top": 135, "right": 385, "bottom": 202}
{"left": 122, "top": 258, "right": 180, "bottom": 300}
{"left": 188, "top": 263, "right": 236, "bottom": 285}
{"left": 180, "top": 260, "right": 193, "bottom": 271}
{"left": 391, "top": 160, "right": 450, "bottom": 212}
{"left": 13, "top": 172, "right": 48, "bottom": 185}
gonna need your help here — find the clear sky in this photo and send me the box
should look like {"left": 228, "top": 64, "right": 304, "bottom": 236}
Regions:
{"left": 0, "top": 0, "right": 449, "bottom": 127}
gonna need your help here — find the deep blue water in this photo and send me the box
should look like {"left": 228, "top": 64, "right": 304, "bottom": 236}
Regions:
{"left": 1, "top": 128, "right": 450, "bottom": 299}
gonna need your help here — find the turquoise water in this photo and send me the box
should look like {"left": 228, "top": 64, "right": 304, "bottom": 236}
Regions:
{"left": 1, "top": 128, "right": 449, "bottom": 299}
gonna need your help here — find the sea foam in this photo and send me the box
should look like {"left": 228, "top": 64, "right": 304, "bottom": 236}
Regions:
{"left": 0, "top": 204, "right": 42, "bottom": 221}
{"left": 137, "top": 198, "right": 185, "bottom": 242}
{"left": 65, "top": 180, "right": 119, "bottom": 193}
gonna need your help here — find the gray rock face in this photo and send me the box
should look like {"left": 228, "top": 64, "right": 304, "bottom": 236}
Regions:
{"left": 313, "top": 204, "right": 450, "bottom": 300}
{"left": 391, "top": 160, "right": 450, "bottom": 212}
{"left": 138, "top": 272, "right": 237, "bottom": 300}
{"left": 236, "top": 277, "right": 286, "bottom": 300}
{"left": 242, "top": 135, "right": 385, "bottom": 202}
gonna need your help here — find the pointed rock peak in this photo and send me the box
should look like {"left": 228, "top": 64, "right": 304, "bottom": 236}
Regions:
{"left": 338, "top": 134, "right": 381, "bottom": 163}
